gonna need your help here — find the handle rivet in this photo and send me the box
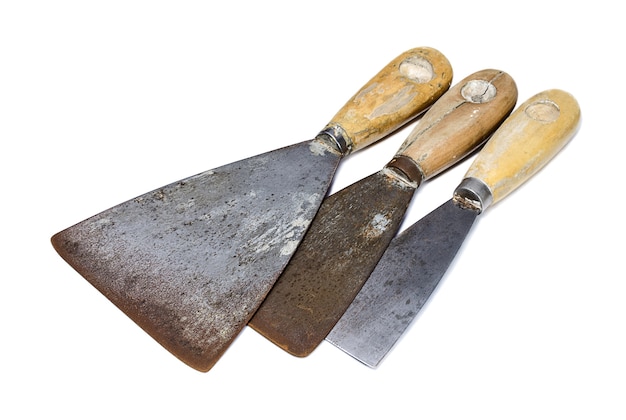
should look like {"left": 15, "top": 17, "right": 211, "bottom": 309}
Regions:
{"left": 525, "top": 100, "right": 560, "bottom": 122}
{"left": 461, "top": 80, "right": 497, "bottom": 103}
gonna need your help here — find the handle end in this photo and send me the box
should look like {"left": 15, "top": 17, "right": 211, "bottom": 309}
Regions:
{"left": 325, "top": 47, "right": 453, "bottom": 153}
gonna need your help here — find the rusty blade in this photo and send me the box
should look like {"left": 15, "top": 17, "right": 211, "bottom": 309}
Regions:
{"left": 248, "top": 170, "right": 416, "bottom": 356}
{"left": 52, "top": 140, "right": 341, "bottom": 371}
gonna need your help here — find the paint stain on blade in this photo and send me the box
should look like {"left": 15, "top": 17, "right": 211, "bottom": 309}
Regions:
{"left": 363, "top": 213, "right": 392, "bottom": 238}
{"left": 278, "top": 216, "right": 311, "bottom": 255}
{"left": 309, "top": 140, "right": 334, "bottom": 156}
{"left": 247, "top": 192, "right": 320, "bottom": 255}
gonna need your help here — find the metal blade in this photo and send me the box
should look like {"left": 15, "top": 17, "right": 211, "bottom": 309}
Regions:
{"left": 248, "top": 170, "right": 416, "bottom": 356}
{"left": 52, "top": 139, "right": 340, "bottom": 372}
{"left": 326, "top": 199, "right": 478, "bottom": 367}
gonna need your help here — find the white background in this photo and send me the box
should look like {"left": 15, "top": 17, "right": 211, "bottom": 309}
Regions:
{"left": 2, "top": 1, "right": 624, "bottom": 419}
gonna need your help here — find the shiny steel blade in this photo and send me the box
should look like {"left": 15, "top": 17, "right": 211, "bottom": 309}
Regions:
{"left": 326, "top": 199, "right": 478, "bottom": 367}
{"left": 52, "top": 139, "right": 340, "bottom": 372}
{"left": 248, "top": 169, "right": 416, "bottom": 356}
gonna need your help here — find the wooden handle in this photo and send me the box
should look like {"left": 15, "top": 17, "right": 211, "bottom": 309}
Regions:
{"left": 459, "top": 89, "right": 581, "bottom": 209}
{"left": 389, "top": 69, "right": 518, "bottom": 183}
{"left": 321, "top": 47, "right": 453, "bottom": 154}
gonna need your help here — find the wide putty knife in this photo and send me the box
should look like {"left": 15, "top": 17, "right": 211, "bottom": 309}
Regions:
{"left": 249, "top": 69, "right": 518, "bottom": 356}
{"left": 326, "top": 89, "right": 581, "bottom": 368}
{"left": 51, "top": 47, "right": 452, "bottom": 372}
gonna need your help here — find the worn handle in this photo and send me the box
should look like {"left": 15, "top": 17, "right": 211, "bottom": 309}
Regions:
{"left": 455, "top": 89, "right": 581, "bottom": 211}
{"left": 320, "top": 47, "right": 453, "bottom": 154}
{"left": 387, "top": 69, "right": 518, "bottom": 185}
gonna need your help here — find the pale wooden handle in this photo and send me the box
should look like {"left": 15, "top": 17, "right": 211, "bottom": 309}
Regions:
{"left": 464, "top": 89, "right": 581, "bottom": 205}
{"left": 323, "top": 47, "right": 453, "bottom": 153}
{"left": 393, "top": 69, "right": 518, "bottom": 181}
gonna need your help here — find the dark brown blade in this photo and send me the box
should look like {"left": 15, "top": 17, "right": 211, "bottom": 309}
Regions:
{"left": 248, "top": 170, "right": 415, "bottom": 356}
{"left": 249, "top": 69, "right": 519, "bottom": 356}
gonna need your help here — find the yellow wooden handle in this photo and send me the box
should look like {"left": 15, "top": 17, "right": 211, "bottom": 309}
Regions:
{"left": 387, "top": 69, "right": 518, "bottom": 184}
{"left": 320, "top": 47, "right": 453, "bottom": 154}
{"left": 457, "top": 89, "right": 581, "bottom": 210}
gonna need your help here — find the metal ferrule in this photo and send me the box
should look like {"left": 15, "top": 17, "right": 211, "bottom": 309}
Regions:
{"left": 453, "top": 177, "right": 493, "bottom": 213}
{"left": 384, "top": 155, "right": 424, "bottom": 188}
{"left": 317, "top": 125, "right": 353, "bottom": 156}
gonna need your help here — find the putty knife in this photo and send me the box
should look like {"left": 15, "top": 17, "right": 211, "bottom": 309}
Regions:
{"left": 51, "top": 47, "right": 453, "bottom": 372}
{"left": 249, "top": 69, "right": 518, "bottom": 356}
{"left": 326, "top": 89, "right": 581, "bottom": 367}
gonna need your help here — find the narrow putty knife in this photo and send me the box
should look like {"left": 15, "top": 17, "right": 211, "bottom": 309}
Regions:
{"left": 326, "top": 89, "right": 581, "bottom": 368}
{"left": 51, "top": 47, "right": 453, "bottom": 372}
{"left": 249, "top": 69, "right": 518, "bottom": 356}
